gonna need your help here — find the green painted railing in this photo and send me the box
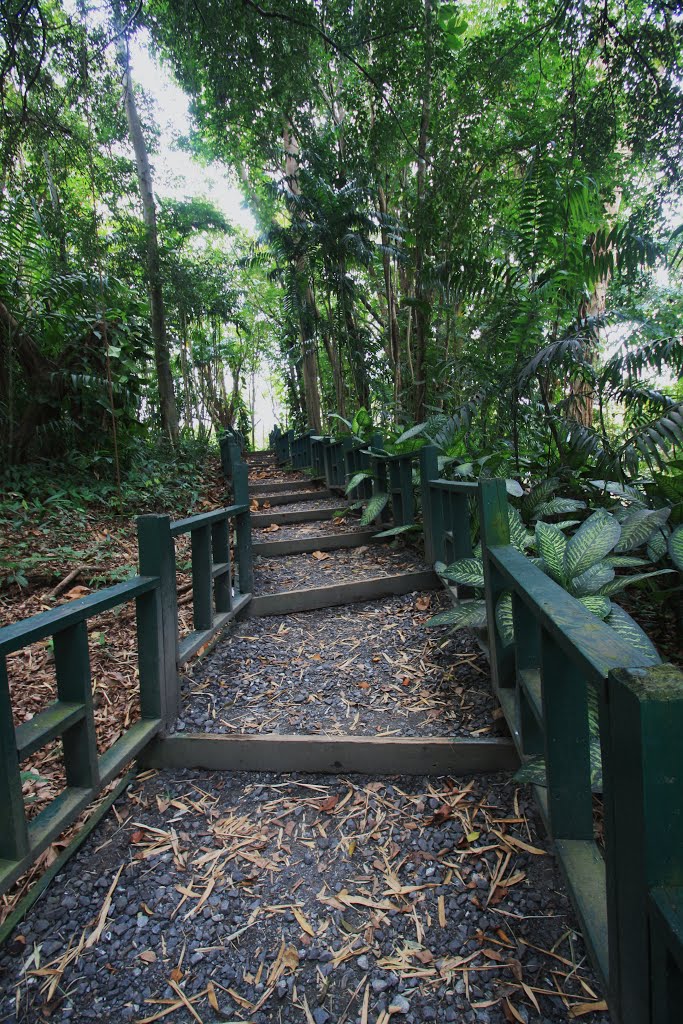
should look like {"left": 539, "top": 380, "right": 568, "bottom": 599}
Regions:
{"left": 284, "top": 426, "right": 683, "bottom": 1023}
{"left": 0, "top": 450, "right": 254, "bottom": 900}
{"left": 0, "top": 576, "right": 164, "bottom": 896}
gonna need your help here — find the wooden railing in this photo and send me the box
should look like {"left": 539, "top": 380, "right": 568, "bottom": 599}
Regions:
{"left": 0, "top": 442, "right": 253, "bottom": 900}
{"left": 0, "top": 576, "right": 164, "bottom": 895}
{"left": 284, "top": 426, "right": 683, "bottom": 1024}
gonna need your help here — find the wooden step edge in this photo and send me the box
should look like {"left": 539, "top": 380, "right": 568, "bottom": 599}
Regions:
{"left": 248, "top": 569, "right": 440, "bottom": 616}
{"left": 252, "top": 490, "right": 333, "bottom": 508}
{"left": 141, "top": 732, "right": 519, "bottom": 775}
{"left": 252, "top": 530, "right": 380, "bottom": 557}
{"left": 250, "top": 507, "right": 344, "bottom": 527}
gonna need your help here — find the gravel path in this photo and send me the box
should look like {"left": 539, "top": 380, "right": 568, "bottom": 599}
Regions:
{"left": 0, "top": 457, "right": 611, "bottom": 1024}
{"left": 178, "top": 592, "right": 500, "bottom": 737}
{"left": 252, "top": 544, "right": 429, "bottom": 596}
{"left": 0, "top": 769, "right": 610, "bottom": 1024}
{"left": 252, "top": 497, "right": 346, "bottom": 515}
{"left": 253, "top": 518, "right": 371, "bottom": 544}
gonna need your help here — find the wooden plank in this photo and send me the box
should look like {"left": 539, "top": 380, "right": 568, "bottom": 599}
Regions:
{"left": 0, "top": 655, "right": 29, "bottom": 863}
{"left": 252, "top": 530, "right": 377, "bottom": 556}
{"left": 251, "top": 507, "right": 343, "bottom": 527}
{"left": 555, "top": 839, "right": 609, "bottom": 988}
{"left": 137, "top": 515, "right": 179, "bottom": 731}
{"left": 15, "top": 700, "right": 85, "bottom": 762}
{"left": 603, "top": 665, "right": 683, "bottom": 1024}
{"left": 142, "top": 733, "right": 519, "bottom": 775}
{"left": 253, "top": 489, "right": 333, "bottom": 507}
{"left": 0, "top": 768, "right": 135, "bottom": 946}
{"left": 0, "top": 576, "right": 158, "bottom": 655}
{"left": 250, "top": 480, "right": 325, "bottom": 495}
{"left": 489, "top": 544, "right": 652, "bottom": 684}
{"left": 248, "top": 570, "right": 440, "bottom": 616}
{"left": 169, "top": 504, "right": 247, "bottom": 537}
{"left": 191, "top": 524, "right": 213, "bottom": 630}
{"left": 177, "top": 594, "right": 251, "bottom": 665}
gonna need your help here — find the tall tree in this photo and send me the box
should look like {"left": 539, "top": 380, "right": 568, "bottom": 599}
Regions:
{"left": 116, "top": 35, "right": 178, "bottom": 442}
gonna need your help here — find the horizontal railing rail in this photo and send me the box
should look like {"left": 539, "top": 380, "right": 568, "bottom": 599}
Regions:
{"left": 0, "top": 576, "right": 165, "bottom": 895}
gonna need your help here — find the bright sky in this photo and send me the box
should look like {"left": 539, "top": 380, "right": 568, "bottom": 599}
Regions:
{"left": 128, "top": 34, "right": 280, "bottom": 446}
{"left": 129, "top": 33, "right": 257, "bottom": 234}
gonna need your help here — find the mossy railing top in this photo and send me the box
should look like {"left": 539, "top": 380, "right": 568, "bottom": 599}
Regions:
{"left": 282, "top": 425, "right": 683, "bottom": 1024}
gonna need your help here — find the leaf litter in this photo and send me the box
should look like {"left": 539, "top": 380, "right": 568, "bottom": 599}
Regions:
{"left": 0, "top": 768, "right": 609, "bottom": 1022}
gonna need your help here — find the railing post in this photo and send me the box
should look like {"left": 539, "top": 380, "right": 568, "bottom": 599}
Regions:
{"left": 342, "top": 435, "right": 354, "bottom": 495}
{"left": 0, "top": 655, "right": 29, "bottom": 863}
{"left": 541, "top": 631, "right": 593, "bottom": 840}
{"left": 191, "top": 524, "right": 213, "bottom": 630}
{"left": 420, "top": 445, "right": 440, "bottom": 564}
{"left": 233, "top": 461, "right": 253, "bottom": 594}
{"left": 137, "top": 514, "right": 179, "bottom": 730}
{"left": 478, "top": 478, "right": 514, "bottom": 690}
{"left": 603, "top": 664, "right": 683, "bottom": 1024}
{"left": 54, "top": 622, "right": 99, "bottom": 788}
{"left": 212, "top": 516, "right": 232, "bottom": 614}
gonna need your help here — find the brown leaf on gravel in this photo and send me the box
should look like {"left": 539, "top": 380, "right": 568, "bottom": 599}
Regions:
{"left": 311, "top": 550, "right": 330, "bottom": 560}
{"left": 568, "top": 1002, "right": 609, "bottom": 1018}
{"left": 318, "top": 795, "right": 339, "bottom": 813}
{"left": 425, "top": 803, "right": 452, "bottom": 826}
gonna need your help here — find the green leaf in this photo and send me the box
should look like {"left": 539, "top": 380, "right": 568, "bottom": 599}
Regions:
{"left": 345, "top": 470, "right": 372, "bottom": 495}
{"left": 604, "top": 555, "right": 650, "bottom": 568}
{"left": 505, "top": 479, "right": 524, "bottom": 497}
{"left": 571, "top": 563, "right": 615, "bottom": 596}
{"left": 373, "top": 524, "right": 421, "bottom": 538}
{"left": 535, "top": 521, "right": 567, "bottom": 585}
{"left": 669, "top": 525, "right": 683, "bottom": 571}
{"left": 598, "top": 568, "right": 674, "bottom": 596}
{"left": 360, "top": 493, "right": 389, "bottom": 526}
{"left": 394, "top": 422, "right": 426, "bottom": 444}
{"left": 578, "top": 595, "right": 612, "bottom": 619}
{"left": 495, "top": 593, "right": 514, "bottom": 646}
{"left": 554, "top": 520, "right": 581, "bottom": 531}
{"left": 426, "top": 600, "right": 488, "bottom": 630}
{"left": 534, "top": 497, "right": 587, "bottom": 517}
{"left": 614, "top": 507, "right": 671, "bottom": 552}
{"left": 647, "top": 529, "right": 669, "bottom": 563}
{"left": 564, "top": 510, "right": 621, "bottom": 579}
{"left": 508, "top": 508, "right": 533, "bottom": 552}
{"left": 605, "top": 604, "right": 661, "bottom": 664}
{"left": 523, "top": 477, "right": 560, "bottom": 515}
{"left": 513, "top": 757, "right": 547, "bottom": 786}
{"left": 438, "top": 557, "right": 485, "bottom": 587}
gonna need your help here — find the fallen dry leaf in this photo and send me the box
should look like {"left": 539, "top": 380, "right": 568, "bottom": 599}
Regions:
{"left": 568, "top": 1001, "right": 609, "bottom": 1018}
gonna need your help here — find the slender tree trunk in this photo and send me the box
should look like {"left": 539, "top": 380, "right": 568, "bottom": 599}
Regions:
{"left": 118, "top": 40, "right": 179, "bottom": 442}
{"left": 42, "top": 148, "right": 67, "bottom": 268}
{"left": 378, "top": 182, "right": 401, "bottom": 414}
{"left": 412, "top": 0, "right": 433, "bottom": 422}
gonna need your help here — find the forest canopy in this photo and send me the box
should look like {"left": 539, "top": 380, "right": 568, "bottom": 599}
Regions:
{"left": 0, "top": 0, "right": 682, "bottom": 490}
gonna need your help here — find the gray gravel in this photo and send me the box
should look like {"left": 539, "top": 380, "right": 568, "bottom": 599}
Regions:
{"left": 178, "top": 592, "right": 501, "bottom": 737}
{"left": 0, "top": 770, "right": 610, "bottom": 1024}
{"left": 252, "top": 543, "right": 429, "bottom": 595}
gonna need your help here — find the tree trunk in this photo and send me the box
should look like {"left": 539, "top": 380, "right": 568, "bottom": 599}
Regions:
{"left": 412, "top": 0, "right": 433, "bottom": 422}
{"left": 284, "top": 126, "right": 323, "bottom": 432}
{"left": 378, "top": 182, "right": 401, "bottom": 414}
{"left": 118, "top": 40, "right": 179, "bottom": 443}
{"left": 42, "top": 148, "right": 67, "bottom": 268}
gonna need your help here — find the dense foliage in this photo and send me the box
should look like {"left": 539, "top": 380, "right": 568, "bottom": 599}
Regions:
{"left": 1, "top": 2, "right": 682, "bottom": 588}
